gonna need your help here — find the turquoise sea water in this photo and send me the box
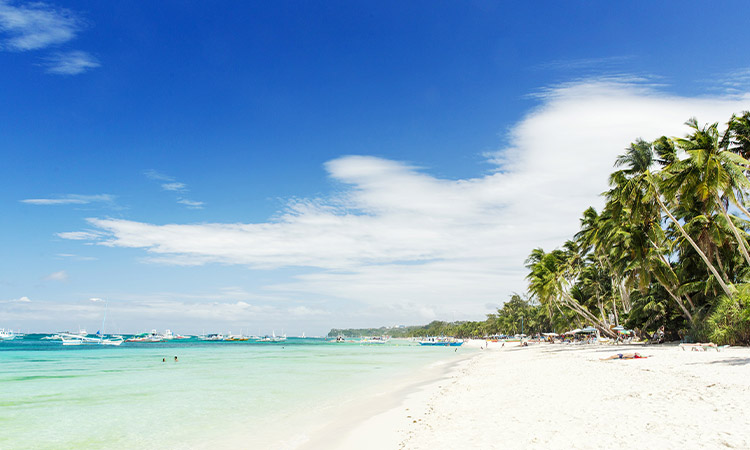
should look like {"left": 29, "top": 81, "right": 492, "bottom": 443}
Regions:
{"left": 0, "top": 336, "right": 461, "bottom": 449}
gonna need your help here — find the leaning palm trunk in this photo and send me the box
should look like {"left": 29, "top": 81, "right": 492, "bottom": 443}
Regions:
{"left": 648, "top": 238, "right": 696, "bottom": 311}
{"left": 650, "top": 269, "right": 693, "bottom": 322}
{"left": 618, "top": 278, "right": 631, "bottom": 313}
{"left": 556, "top": 287, "right": 617, "bottom": 338}
{"left": 653, "top": 188, "right": 734, "bottom": 297}
{"left": 735, "top": 201, "right": 750, "bottom": 224}
{"left": 715, "top": 193, "right": 750, "bottom": 268}
{"left": 601, "top": 256, "right": 631, "bottom": 313}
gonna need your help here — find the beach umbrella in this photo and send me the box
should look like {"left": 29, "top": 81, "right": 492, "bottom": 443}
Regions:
{"left": 565, "top": 329, "right": 581, "bottom": 335}
{"left": 612, "top": 325, "right": 625, "bottom": 331}
{"left": 579, "top": 326, "right": 597, "bottom": 334}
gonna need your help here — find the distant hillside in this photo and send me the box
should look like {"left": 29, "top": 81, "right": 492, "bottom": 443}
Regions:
{"left": 327, "top": 321, "right": 469, "bottom": 338}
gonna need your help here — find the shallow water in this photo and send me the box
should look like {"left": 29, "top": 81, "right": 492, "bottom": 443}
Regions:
{"left": 0, "top": 336, "right": 462, "bottom": 449}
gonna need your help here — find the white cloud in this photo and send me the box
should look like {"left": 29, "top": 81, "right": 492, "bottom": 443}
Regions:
{"left": 162, "top": 182, "right": 186, "bottom": 191}
{"left": 21, "top": 194, "right": 113, "bottom": 205}
{"left": 176, "top": 198, "right": 204, "bottom": 209}
{"left": 0, "top": 0, "right": 80, "bottom": 51}
{"left": 89, "top": 297, "right": 104, "bottom": 302}
{"left": 44, "top": 270, "right": 68, "bottom": 282}
{"left": 61, "top": 79, "right": 750, "bottom": 320}
{"left": 56, "top": 230, "right": 103, "bottom": 241}
{"left": 145, "top": 170, "right": 204, "bottom": 209}
{"left": 16, "top": 296, "right": 31, "bottom": 302}
{"left": 43, "top": 50, "right": 99, "bottom": 75}
{"left": 56, "top": 253, "right": 97, "bottom": 261}
{"left": 144, "top": 170, "right": 174, "bottom": 182}
{"left": 535, "top": 55, "right": 634, "bottom": 72}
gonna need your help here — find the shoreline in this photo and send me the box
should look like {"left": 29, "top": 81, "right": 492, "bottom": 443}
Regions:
{"left": 294, "top": 348, "right": 476, "bottom": 450}
{"left": 290, "top": 340, "right": 750, "bottom": 449}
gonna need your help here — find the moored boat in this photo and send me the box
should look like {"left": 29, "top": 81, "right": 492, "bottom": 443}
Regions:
{"left": 60, "top": 333, "right": 124, "bottom": 346}
{"left": 0, "top": 329, "right": 16, "bottom": 341}
{"left": 418, "top": 337, "right": 464, "bottom": 346}
{"left": 360, "top": 335, "right": 391, "bottom": 344}
{"left": 125, "top": 330, "right": 165, "bottom": 342}
{"left": 197, "top": 333, "right": 225, "bottom": 341}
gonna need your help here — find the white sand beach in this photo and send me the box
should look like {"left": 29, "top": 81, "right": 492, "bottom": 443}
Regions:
{"left": 297, "top": 341, "right": 750, "bottom": 450}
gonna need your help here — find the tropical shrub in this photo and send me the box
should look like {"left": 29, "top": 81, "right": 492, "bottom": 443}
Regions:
{"left": 706, "top": 284, "right": 750, "bottom": 345}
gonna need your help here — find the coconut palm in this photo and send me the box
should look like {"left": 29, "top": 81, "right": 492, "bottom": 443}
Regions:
{"left": 664, "top": 118, "right": 750, "bottom": 275}
{"left": 609, "top": 139, "right": 698, "bottom": 320}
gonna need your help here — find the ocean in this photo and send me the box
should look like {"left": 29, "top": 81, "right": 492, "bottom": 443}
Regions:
{"left": 0, "top": 336, "right": 463, "bottom": 449}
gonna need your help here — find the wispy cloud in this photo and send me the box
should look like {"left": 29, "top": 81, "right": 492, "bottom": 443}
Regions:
{"left": 144, "top": 170, "right": 205, "bottom": 209}
{"left": 535, "top": 55, "right": 635, "bottom": 72}
{"left": 56, "top": 230, "right": 104, "bottom": 241}
{"left": 0, "top": 0, "right": 80, "bottom": 51}
{"left": 144, "top": 169, "right": 175, "bottom": 182}
{"left": 177, "top": 198, "right": 204, "bottom": 209}
{"left": 21, "top": 194, "right": 114, "bottom": 205}
{"left": 161, "top": 182, "right": 186, "bottom": 191}
{"left": 43, "top": 50, "right": 99, "bottom": 74}
{"left": 43, "top": 270, "right": 68, "bottom": 282}
{"left": 61, "top": 79, "right": 750, "bottom": 320}
{"left": 56, "top": 253, "right": 97, "bottom": 261}
{"left": 713, "top": 67, "right": 750, "bottom": 95}
{"left": 0, "top": 1, "right": 98, "bottom": 75}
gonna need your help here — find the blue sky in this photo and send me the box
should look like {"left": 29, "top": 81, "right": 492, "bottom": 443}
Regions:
{"left": 2, "top": 1, "right": 750, "bottom": 335}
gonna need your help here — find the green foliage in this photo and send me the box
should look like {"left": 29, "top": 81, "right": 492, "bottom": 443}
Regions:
{"left": 706, "top": 284, "right": 750, "bottom": 345}
{"left": 328, "top": 294, "right": 566, "bottom": 339}
{"left": 523, "top": 113, "right": 750, "bottom": 344}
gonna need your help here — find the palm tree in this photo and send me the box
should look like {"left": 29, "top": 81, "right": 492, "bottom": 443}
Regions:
{"left": 665, "top": 118, "right": 750, "bottom": 275}
{"left": 607, "top": 131, "right": 735, "bottom": 298}
{"left": 525, "top": 247, "right": 616, "bottom": 337}
{"left": 610, "top": 139, "right": 699, "bottom": 319}
{"left": 728, "top": 111, "right": 750, "bottom": 161}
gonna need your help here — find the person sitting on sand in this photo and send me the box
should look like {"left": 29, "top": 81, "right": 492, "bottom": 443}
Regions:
{"left": 600, "top": 352, "right": 647, "bottom": 360}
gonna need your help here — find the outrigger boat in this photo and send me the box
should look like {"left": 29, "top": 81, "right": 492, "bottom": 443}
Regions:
{"left": 360, "top": 335, "right": 391, "bottom": 344}
{"left": 125, "top": 330, "right": 165, "bottom": 343}
{"left": 257, "top": 331, "right": 286, "bottom": 342}
{"left": 60, "top": 333, "right": 124, "bottom": 346}
{"left": 163, "top": 329, "right": 189, "bottom": 340}
{"left": 418, "top": 337, "right": 464, "bottom": 347}
{"left": 197, "top": 333, "right": 225, "bottom": 341}
{"left": 0, "top": 329, "right": 16, "bottom": 341}
{"left": 61, "top": 302, "right": 124, "bottom": 345}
